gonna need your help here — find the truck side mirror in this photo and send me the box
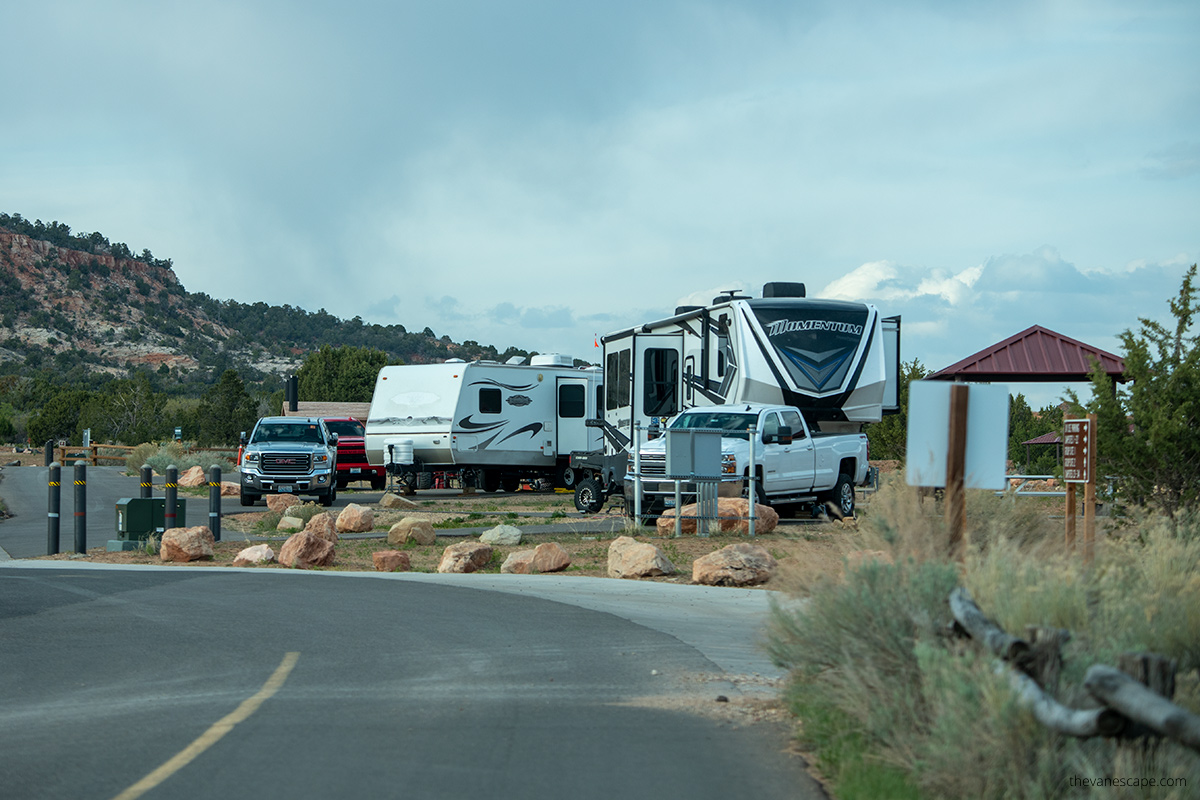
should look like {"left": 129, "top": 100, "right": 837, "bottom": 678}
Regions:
{"left": 329, "top": 432, "right": 339, "bottom": 445}
{"left": 239, "top": 431, "right": 248, "bottom": 446}
{"left": 778, "top": 426, "right": 794, "bottom": 445}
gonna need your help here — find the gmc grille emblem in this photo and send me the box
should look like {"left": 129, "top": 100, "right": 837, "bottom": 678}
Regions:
{"left": 275, "top": 458, "right": 297, "bottom": 465}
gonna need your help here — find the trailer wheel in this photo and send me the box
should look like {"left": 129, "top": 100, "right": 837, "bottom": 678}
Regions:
{"left": 416, "top": 471, "right": 433, "bottom": 490}
{"left": 557, "top": 465, "right": 577, "bottom": 489}
{"left": 574, "top": 477, "right": 604, "bottom": 513}
{"left": 481, "top": 469, "right": 501, "bottom": 493}
{"left": 501, "top": 475, "right": 520, "bottom": 493}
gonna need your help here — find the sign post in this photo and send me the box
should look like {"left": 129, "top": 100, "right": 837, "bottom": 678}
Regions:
{"left": 1062, "top": 416, "right": 1097, "bottom": 563}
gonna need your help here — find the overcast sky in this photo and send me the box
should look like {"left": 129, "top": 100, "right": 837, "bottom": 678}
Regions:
{"left": 3, "top": 0, "right": 1197, "bottom": 407}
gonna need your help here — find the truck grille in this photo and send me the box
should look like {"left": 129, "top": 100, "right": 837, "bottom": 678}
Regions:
{"left": 637, "top": 453, "right": 666, "bottom": 477}
{"left": 261, "top": 453, "right": 313, "bottom": 475}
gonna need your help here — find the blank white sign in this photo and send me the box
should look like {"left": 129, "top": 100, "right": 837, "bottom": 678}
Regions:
{"left": 906, "top": 381, "right": 1010, "bottom": 490}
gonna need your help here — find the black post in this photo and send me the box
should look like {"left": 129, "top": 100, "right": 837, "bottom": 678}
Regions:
{"left": 47, "top": 462, "right": 61, "bottom": 555}
{"left": 208, "top": 465, "right": 222, "bottom": 542}
{"left": 73, "top": 461, "right": 87, "bottom": 554}
{"left": 44, "top": 439, "right": 54, "bottom": 468}
{"left": 140, "top": 464, "right": 153, "bottom": 499}
{"left": 165, "top": 465, "right": 178, "bottom": 532}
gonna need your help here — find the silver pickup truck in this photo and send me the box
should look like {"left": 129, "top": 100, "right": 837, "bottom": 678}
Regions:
{"left": 627, "top": 403, "right": 869, "bottom": 520}
{"left": 238, "top": 417, "right": 339, "bottom": 507}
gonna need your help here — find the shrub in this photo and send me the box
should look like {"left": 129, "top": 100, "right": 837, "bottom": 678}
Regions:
{"left": 125, "top": 441, "right": 235, "bottom": 475}
{"left": 768, "top": 477, "right": 1200, "bottom": 800}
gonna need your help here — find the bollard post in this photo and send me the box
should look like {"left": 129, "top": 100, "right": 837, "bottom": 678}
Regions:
{"left": 748, "top": 425, "right": 757, "bottom": 538}
{"left": 44, "top": 440, "right": 55, "bottom": 468}
{"left": 208, "top": 465, "right": 222, "bottom": 542}
{"left": 633, "top": 422, "right": 642, "bottom": 525}
{"left": 140, "top": 465, "right": 153, "bottom": 499}
{"left": 73, "top": 461, "right": 87, "bottom": 554}
{"left": 164, "top": 465, "right": 178, "bottom": 533}
{"left": 47, "top": 462, "right": 61, "bottom": 555}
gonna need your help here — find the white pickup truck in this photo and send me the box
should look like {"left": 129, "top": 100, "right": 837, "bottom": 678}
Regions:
{"left": 624, "top": 403, "right": 870, "bottom": 521}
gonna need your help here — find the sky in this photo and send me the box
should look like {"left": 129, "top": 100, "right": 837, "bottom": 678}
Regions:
{"left": 2, "top": 0, "right": 1197, "bottom": 408}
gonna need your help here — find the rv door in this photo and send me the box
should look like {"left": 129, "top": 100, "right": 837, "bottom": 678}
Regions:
{"left": 556, "top": 377, "right": 599, "bottom": 455}
{"left": 635, "top": 334, "right": 683, "bottom": 441}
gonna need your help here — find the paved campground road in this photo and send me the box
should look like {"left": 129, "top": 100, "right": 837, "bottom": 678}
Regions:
{"left": 0, "top": 564, "right": 824, "bottom": 800}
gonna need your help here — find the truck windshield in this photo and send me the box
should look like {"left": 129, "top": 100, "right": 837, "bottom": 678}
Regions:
{"left": 253, "top": 424, "right": 325, "bottom": 444}
{"left": 669, "top": 412, "right": 758, "bottom": 440}
{"left": 323, "top": 420, "right": 365, "bottom": 437}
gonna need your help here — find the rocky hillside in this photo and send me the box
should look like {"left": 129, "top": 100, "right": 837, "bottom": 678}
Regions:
{"left": 0, "top": 217, "right": 525, "bottom": 386}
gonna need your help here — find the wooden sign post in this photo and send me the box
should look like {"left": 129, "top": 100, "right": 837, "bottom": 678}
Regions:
{"left": 1062, "top": 415, "right": 1097, "bottom": 563}
{"left": 946, "top": 384, "right": 969, "bottom": 559}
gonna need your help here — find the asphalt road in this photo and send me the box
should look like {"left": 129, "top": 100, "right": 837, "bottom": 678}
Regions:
{"left": 0, "top": 564, "right": 824, "bottom": 800}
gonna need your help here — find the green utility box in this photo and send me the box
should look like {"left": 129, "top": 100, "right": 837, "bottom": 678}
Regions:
{"left": 113, "top": 497, "right": 188, "bottom": 544}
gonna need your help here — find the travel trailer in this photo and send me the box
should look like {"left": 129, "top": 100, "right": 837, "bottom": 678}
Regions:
{"left": 363, "top": 355, "right": 601, "bottom": 492}
{"left": 570, "top": 282, "right": 900, "bottom": 510}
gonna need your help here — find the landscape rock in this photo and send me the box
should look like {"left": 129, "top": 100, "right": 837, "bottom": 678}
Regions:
{"left": 388, "top": 517, "right": 436, "bottom": 546}
{"left": 160, "top": 526, "right": 215, "bottom": 562}
{"left": 278, "top": 531, "right": 335, "bottom": 569}
{"left": 657, "top": 498, "right": 778, "bottom": 536}
{"left": 437, "top": 541, "right": 494, "bottom": 573}
{"left": 692, "top": 543, "right": 777, "bottom": 586}
{"left": 304, "top": 512, "right": 339, "bottom": 543}
{"left": 4, "top": 459, "right": 21, "bottom": 467}
{"left": 380, "top": 493, "right": 419, "bottom": 510}
{"left": 276, "top": 515, "right": 304, "bottom": 531}
{"left": 501, "top": 542, "right": 572, "bottom": 574}
{"left": 607, "top": 536, "right": 676, "bottom": 579}
{"left": 233, "top": 544, "right": 276, "bottom": 567}
{"left": 266, "top": 494, "right": 296, "bottom": 514}
{"left": 221, "top": 482, "right": 241, "bottom": 497}
{"left": 372, "top": 550, "right": 412, "bottom": 572}
{"left": 336, "top": 503, "right": 375, "bottom": 533}
{"left": 480, "top": 524, "right": 522, "bottom": 546}
{"left": 177, "top": 466, "right": 207, "bottom": 487}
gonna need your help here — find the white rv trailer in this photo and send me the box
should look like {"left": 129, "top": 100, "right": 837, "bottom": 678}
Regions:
{"left": 570, "top": 282, "right": 900, "bottom": 506}
{"left": 363, "top": 355, "right": 602, "bottom": 492}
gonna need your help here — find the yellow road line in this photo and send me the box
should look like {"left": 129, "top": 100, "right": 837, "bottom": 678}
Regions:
{"left": 113, "top": 652, "right": 300, "bottom": 800}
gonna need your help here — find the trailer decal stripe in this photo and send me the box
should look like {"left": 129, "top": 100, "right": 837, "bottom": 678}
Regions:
{"left": 468, "top": 379, "right": 537, "bottom": 391}
{"left": 498, "top": 422, "right": 544, "bottom": 444}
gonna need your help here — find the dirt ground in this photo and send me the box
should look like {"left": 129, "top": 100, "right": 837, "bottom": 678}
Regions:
{"left": 34, "top": 487, "right": 860, "bottom": 585}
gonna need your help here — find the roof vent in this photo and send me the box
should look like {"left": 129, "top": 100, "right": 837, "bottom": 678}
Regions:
{"left": 763, "top": 282, "right": 806, "bottom": 298}
{"left": 531, "top": 354, "right": 573, "bottom": 367}
{"left": 505, "top": 356, "right": 528, "bottom": 365}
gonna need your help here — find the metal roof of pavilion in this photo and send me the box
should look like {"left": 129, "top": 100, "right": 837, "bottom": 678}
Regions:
{"left": 1022, "top": 431, "right": 1062, "bottom": 445}
{"left": 928, "top": 325, "right": 1126, "bottom": 383}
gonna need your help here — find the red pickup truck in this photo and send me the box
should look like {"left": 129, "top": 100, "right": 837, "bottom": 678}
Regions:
{"left": 320, "top": 417, "right": 387, "bottom": 490}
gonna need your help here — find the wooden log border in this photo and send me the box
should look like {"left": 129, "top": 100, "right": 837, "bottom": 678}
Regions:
{"left": 949, "top": 586, "right": 1200, "bottom": 753}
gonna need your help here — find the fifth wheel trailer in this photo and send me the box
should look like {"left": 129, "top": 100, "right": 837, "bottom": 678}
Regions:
{"left": 570, "top": 281, "right": 900, "bottom": 510}
{"left": 363, "top": 355, "right": 602, "bottom": 492}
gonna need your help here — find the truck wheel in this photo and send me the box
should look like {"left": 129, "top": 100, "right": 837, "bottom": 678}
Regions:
{"left": 239, "top": 491, "right": 259, "bottom": 507}
{"left": 371, "top": 474, "right": 386, "bottom": 491}
{"left": 574, "top": 477, "right": 604, "bottom": 513}
{"left": 625, "top": 496, "right": 663, "bottom": 527}
{"left": 742, "top": 476, "right": 769, "bottom": 508}
{"left": 829, "top": 474, "right": 855, "bottom": 518}
{"left": 336, "top": 477, "right": 348, "bottom": 490}
{"left": 319, "top": 486, "right": 337, "bottom": 507}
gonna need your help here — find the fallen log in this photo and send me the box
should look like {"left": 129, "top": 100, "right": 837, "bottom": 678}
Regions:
{"left": 949, "top": 587, "right": 1030, "bottom": 662}
{"left": 998, "top": 662, "right": 1123, "bottom": 738}
{"left": 1084, "top": 664, "right": 1200, "bottom": 753}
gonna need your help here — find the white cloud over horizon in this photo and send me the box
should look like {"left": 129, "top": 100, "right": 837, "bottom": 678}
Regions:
{"left": 1, "top": 0, "right": 1196, "bottom": 397}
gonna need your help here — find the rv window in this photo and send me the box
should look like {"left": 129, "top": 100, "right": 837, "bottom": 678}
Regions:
{"left": 607, "top": 348, "right": 631, "bottom": 409}
{"left": 479, "top": 387, "right": 502, "bottom": 414}
{"left": 559, "top": 384, "right": 585, "bottom": 418}
{"left": 643, "top": 348, "right": 679, "bottom": 417}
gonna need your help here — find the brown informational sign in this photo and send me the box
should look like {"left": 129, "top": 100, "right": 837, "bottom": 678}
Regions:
{"left": 1063, "top": 418, "right": 1091, "bottom": 483}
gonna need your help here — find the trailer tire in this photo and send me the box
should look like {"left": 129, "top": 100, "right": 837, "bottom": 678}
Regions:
{"left": 416, "top": 471, "right": 433, "bottom": 490}
{"left": 557, "top": 465, "right": 577, "bottom": 489}
{"left": 574, "top": 477, "right": 604, "bottom": 513}
{"left": 481, "top": 469, "right": 501, "bottom": 493}
{"left": 501, "top": 475, "right": 520, "bottom": 493}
